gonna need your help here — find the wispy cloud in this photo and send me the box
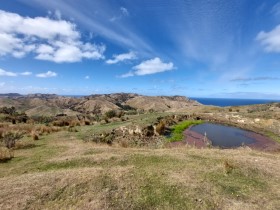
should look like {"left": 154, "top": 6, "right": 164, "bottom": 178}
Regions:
{"left": 165, "top": 0, "right": 250, "bottom": 72}
{"left": 0, "top": 10, "right": 105, "bottom": 62}
{"left": 110, "top": 7, "right": 129, "bottom": 22}
{"left": 0, "top": 68, "right": 17, "bottom": 76}
{"left": 230, "top": 76, "right": 280, "bottom": 82}
{"left": 120, "top": 57, "right": 175, "bottom": 77}
{"left": 272, "top": 2, "right": 280, "bottom": 17}
{"left": 216, "top": 91, "right": 280, "bottom": 99}
{"left": 22, "top": 0, "right": 154, "bottom": 55}
{"left": 0, "top": 69, "right": 34, "bottom": 77}
{"left": 0, "top": 82, "right": 5, "bottom": 87}
{"left": 106, "top": 51, "right": 136, "bottom": 64}
{"left": 20, "top": 71, "right": 32, "bottom": 76}
{"left": 120, "top": 7, "right": 129, "bottom": 16}
{"left": 119, "top": 71, "right": 134, "bottom": 78}
{"left": 257, "top": 25, "right": 280, "bottom": 53}
{"left": 36, "top": 71, "right": 57, "bottom": 78}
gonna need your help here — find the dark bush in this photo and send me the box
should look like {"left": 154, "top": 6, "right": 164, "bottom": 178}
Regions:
{"left": 105, "top": 110, "right": 116, "bottom": 118}
{"left": 156, "top": 121, "right": 165, "bottom": 135}
{"left": 0, "top": 107, "right": 16, "bottom": 115}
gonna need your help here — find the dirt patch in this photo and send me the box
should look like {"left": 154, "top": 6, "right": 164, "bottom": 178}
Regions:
{"left": 246, "top": 132, "right": 280, "bottom": 152}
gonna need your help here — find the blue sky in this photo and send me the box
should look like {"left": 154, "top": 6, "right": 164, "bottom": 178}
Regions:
{"left": 1, "top": 0, "right": 280, "bottom": 99}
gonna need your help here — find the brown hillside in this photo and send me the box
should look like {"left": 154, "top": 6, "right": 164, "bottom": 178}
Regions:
{"left": 0, "top": 93, "right": 201, "bottom": 116}
{"left": 126, "top": 95, "right": 200, "bottom": 112}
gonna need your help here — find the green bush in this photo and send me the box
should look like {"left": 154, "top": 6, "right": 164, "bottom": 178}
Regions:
{"left": 105, "top": 110, "right": 117, "bottom": 118}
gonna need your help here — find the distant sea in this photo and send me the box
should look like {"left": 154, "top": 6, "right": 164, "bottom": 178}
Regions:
{"left": 190, "top": 98, "right": 280, "bottom": 107}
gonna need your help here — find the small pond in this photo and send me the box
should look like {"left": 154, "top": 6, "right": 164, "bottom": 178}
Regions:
{"left": 188, "top": 123, "right": 255, "bottom": 148}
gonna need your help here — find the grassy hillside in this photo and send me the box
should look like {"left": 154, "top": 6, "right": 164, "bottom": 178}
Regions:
{"left": 0, "top": 129, "right": 279, "bottom": 209}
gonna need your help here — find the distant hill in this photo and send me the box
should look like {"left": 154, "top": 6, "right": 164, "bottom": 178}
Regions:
{"left": 0, "top": 93, "right": 22, "bottom": 97}
{"left": 0, "top": 93, "right": 201, "bottom": 116}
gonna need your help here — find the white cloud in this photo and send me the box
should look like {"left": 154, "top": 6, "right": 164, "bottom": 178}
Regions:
{"left": 257, "top": 25, "right": 280, "bottom": 52}
{"left": 106, "top": 51, "right": 136, "bottom": 64}
{"left": 120, "top": 57, "right": 175, "bottom": 78}
{"left": 20, "top": 71, "right": 32, "bottom": 76}
{"left": 35, "top": 42, "right": 105, "bottom": 63}
{"left": 0, "top": 82, "right": 5, "bottom": 87}
{"left": 21, "top": 1, "right": 153, "bottom": 54}
{"left": 0, "top": 68, "right": 17, "bottom": 76}
{"left": 85, "top": 75, "right": 90, "bottom": 79}
{"left": 36, "top": 44, "right": 55, "bottom": 54}
{"left": 0, "top": 10, "right": 105, "bottom": 62}
{"left": 36, "top": 71, "right": 57, "bottom": 78}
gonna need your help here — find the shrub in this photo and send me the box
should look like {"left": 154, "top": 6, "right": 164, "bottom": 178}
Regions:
{"left": 156, "top": 121, "right": 165, "bottom": 135}
{"left": 0, "top": 106, "right": 16, "bottom": 115}
{"left": 137, "top": 109, "right": 145, "bottom": 114}
{"left": 115, "top": 102, "right": 135, "bottom": 111}
{"left": 0, "top": 147, "right": 14, "bottom": 162}
{"left": 117, "top": 111, "right": 124, "bottom": 118}
{"left": 30, "top": 116, "right": 55, "bottom": 124}
{"left": 224, "top": 160, "right": 235, "bottom": 175}
{"left": 53, "top": 120, "right": 70, "bottom": 127}
{"left": 68, "top": 126, "right": 78, "bottom": 132}
{"left": 70, "top": 120, "right": 81, "bottom": 127}
{"left": 39, "top": 125, "right": 51, "bottom": 134}
{"left": 0, "top": 131, "right": 23, "bottom": 149}
{"left": 31, "top": 132, "right": 39, "bottom": 141}
{"left": 0, "top": 128, "right": 4, "bottom": 139}
{"left": 126, "top": 110, "right": 138, "bottom": 115}
{"left": 119, "top": 139, "right": 129, "bottom": 148}
{"left": 50, "top": 126, "right": 61, "bottom": 132}
{"left": 105, "top": 110, "right": 116, "bottom": 119}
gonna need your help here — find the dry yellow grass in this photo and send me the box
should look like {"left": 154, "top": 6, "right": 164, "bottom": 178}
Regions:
{"left": 0, "top": 130, "right": 279, "bottom": 210}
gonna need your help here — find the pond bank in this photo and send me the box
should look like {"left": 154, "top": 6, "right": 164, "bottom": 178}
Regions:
{"left": 170, "top": 123, "right": 280, "bottom": 152}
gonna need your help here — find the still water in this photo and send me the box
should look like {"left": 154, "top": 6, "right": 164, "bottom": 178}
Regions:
{"left": 189, "top": 123, "right": 256, "bottom": 148}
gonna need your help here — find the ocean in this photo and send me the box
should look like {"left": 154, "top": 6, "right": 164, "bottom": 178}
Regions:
{"left": 190, "top": 98, "right": 280, "bottom": 107}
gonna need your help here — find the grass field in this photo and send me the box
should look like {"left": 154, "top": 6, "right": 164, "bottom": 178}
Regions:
{"left": 0, "top": 128, "right": 279, "bottom": 210}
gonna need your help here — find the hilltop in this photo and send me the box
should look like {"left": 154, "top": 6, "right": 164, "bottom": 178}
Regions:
{"left": 1, "top": 93, "right": 280, "bottom": 209}
{"left": 0, "top": 93, "right": 201, "bottom": 116}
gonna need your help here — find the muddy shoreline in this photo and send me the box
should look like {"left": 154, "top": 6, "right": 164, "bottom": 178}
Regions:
{"left": 170, "top": 124, "right": 280, "bottom": 152}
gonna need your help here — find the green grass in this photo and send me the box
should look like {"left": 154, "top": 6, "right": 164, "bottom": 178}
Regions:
{"left": 168, "top": 120, "right": 203, "bottom": 142}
